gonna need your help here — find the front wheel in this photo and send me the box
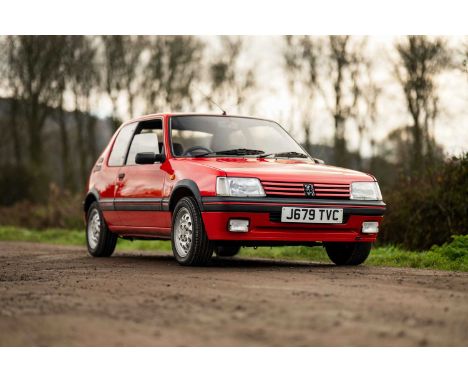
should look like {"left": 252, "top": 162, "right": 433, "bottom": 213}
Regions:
{"left": 86, "top": 201, "right": 117, "bottom": 257}
{"left": 324, "top": 242, "right": 371, "bottom": 266}
{"left": 171, "top": 196, "right": 214, "bottom": 266}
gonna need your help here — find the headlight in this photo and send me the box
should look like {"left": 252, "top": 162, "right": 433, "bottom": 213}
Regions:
{"left": 350, "top": 181, "right": 382, "bottom": 200}
{"left": 216, "top": 177, "right": 265, "bottom": 197}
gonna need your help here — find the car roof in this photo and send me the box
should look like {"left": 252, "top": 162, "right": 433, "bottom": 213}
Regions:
{"left": 124, "top": 112, "right": 277, "bottom": 125}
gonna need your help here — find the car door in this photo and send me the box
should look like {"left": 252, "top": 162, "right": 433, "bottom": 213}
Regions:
{"left": 114, "top": 118, "right": 167, "bottom": 229}
{"left": 102, "top": 122, "right": 138, "bottom": 227}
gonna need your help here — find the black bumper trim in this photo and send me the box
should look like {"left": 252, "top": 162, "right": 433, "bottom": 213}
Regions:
{"left": 202, "top": 196, "right": 386, "bottom": 207}
{"left": 201, "top": 197, "right": 386, "bottom": 215}
{"left": 203, "top": 204, "right": 385, "bottom": 216}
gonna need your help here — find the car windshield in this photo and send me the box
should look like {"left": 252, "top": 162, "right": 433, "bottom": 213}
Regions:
{"left": 170, "top": 115, "right": 309, "bottom": 158}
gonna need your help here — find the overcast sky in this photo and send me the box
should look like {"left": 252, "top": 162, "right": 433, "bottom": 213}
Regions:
{"left": 215, "top": 36, "right": 468, "bottom": 157}
{"left": 16, "top": 35, "right": 463, "bottom": 157}
{"left": 108, "top": 36, "right": 467, "bottom": 156}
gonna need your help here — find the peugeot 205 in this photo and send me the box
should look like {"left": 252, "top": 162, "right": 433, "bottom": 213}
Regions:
{"left": 84, "top": 114, "right": 386, "bottom": 266}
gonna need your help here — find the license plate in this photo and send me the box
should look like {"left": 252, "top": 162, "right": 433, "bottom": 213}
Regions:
{"left": 281, "top": 207, "right": 343, "bottom": 224}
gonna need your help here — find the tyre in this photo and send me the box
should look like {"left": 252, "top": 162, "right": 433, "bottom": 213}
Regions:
{"left": 86, "top": 201, "right": 118, "bottom": 257}
{"left": 215, "top": 245, "right": 241, "bottom": 257}
{"left": 171, "top": 196, "right": 214, "bottom": 266}
{"left": 324, "top": 242, "right": 371, "bottom": 266}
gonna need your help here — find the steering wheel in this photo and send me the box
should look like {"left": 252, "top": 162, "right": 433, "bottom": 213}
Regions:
{"left": 183, "top": 146, "right": 213, "bottom": 157}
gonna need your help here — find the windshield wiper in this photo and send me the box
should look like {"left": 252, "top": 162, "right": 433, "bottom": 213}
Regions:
{"left": 257, "top": 151, "right": 309, "bottom": 159}
{"left": 195, "top": 148, "right": 265, "bottom": 157}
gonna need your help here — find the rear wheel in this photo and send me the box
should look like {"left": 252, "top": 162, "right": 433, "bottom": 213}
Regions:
{"left": 86, "top": 201, "right": 117, "bottom": 257}
{"left": 171, "top": 196, "right": 214, "bottom": 266}
{"left": 324, "top": 242, "right": 371, "bottom": 266}
{"left": 215, "top": 245, "right": 241, "bottom": 257}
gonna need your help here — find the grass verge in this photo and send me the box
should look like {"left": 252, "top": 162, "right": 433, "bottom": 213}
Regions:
{"left": 0, "top": 226, "right": 466, "bottom": 272}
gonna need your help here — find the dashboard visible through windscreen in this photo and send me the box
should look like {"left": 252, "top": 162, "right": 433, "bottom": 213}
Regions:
{"left": 170, "top": 115, "right": 307, "bottom": 157}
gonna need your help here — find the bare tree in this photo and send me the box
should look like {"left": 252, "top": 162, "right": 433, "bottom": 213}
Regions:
{"left": 66, "top": 36, "right": 101, "bottom": 189}
{"left": 283, "top": 35, "right": 322, "bottom": 154}
{"left": 207, "top": 37, "right": 256, "bottom": 114}
{"left": 462, "top": 38, "right": 468, "bottom": 75}
{"left": 318, "top": 36, "right": 373, "bottom": 167}
{"left": 394, "top": 36, "right": 450, "bottom": 176}
{"left": 327, "top": 36, "right": 353, "bottom": 166}
{"left": 0, "top": 37, "right": 22, "bottom": 167}
{"left": 349, "top": 41, "right": 380, "bottom": 168}
{"left": 122, "top": 36, "right": 146, "bottom": 118}
{"left": 3, "top": 36, "right": 69, "bottom": 196}
{"left": 100, "top": 35, "right": 146, "bottom": 119}
{"left": 142, "top": 36, "right": 204, "bottom": 113}
{"left": 101, "top": 36, "right": 127, "bottom": 129}
{"left": 55, "top": 49, "right": 73, "bottom": 191}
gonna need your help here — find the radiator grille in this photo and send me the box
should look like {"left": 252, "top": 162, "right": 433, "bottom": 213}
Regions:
{"left": 261, "top": 181, "right": 350, "bottom": 199}
{"left": 313, "top": 183, "right": 350, "bottom": 199}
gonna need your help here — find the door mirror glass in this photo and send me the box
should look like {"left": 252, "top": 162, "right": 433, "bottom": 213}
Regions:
{"left": 135, "top": 152, "right": 165, "bottom": 165}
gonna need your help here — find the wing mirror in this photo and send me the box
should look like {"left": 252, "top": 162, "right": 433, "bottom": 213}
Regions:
{"left": 135, "top": 152, "right": 165, "bottom": 164}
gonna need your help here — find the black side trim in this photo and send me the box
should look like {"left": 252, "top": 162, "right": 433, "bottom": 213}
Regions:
{"left": 114, "top": 198, "right": 162, "bottom": 203}
{"left": 114, "top": 204, "right": 162, "bottom": 211}
{"left": 162, "top": 199, "right": 170, "bottom": 211}
{"left": 100, "top": 197, "right": 163, "bottom": 211}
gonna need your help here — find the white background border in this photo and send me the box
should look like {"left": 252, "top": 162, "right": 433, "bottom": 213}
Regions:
{"left": 0, "top": 0, "right": 467, "bottom": 34}
{"left": 1, "top": 347, "right": 467, "bottom": 381}
{"left": 1, "top": 1, "right": 467, "bottom": 381}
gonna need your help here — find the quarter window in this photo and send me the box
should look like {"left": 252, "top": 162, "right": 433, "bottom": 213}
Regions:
{"left": 108, "top": 123, "right": 137, "bottom": 166}
{"left": 126, "top": 119, "right": 163, "bottom": 165}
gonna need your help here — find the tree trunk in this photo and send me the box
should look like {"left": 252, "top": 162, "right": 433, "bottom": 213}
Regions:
{"left": 8, "top": 97, "right": 22, "bottom": 167}
{"left": 302, "top": 119, "right": 312, "bottom": 155}
{"left": 58, "top": 104, "right": 74, "bottom": 191}
{"left": 333, "top": 64, "right": 347, "bottom": 167}
{"left": 86, "top": 113, "right": 98, "bottom": 167}
{"left": 74, "top": 109, "right": 88, "bottom": 190}
{"left": 26, "top": 101, "right": 48, "bottom": 202}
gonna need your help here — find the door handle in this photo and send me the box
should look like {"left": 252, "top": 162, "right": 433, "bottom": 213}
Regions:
{"left": 118, "top": 173, "right": 125, "bottom": 180}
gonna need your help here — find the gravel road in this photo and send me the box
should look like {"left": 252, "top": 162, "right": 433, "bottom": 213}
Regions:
{"left": 0, "top": 241, "right": 466, "bottom": 346}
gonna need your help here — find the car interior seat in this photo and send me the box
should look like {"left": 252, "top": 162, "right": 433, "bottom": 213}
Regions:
{"left": 172, "top": 143, "right": 184, "bottom": 156}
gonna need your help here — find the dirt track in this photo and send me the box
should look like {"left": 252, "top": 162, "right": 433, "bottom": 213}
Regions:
{"left": 0, "top": 241, "right": 467, "bottom": 346}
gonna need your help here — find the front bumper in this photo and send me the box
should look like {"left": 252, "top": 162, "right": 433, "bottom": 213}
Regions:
{"left": 201, "top": 197, "right": 386, "bottom": 244}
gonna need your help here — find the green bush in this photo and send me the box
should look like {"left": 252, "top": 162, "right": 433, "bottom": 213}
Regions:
{"left": 430, "top": 235, "right": 468, "bottom": 261}
{"left": 380, "top": 154, "right": 468, "bottom": 250}
{"left": 0, "top": 184, "right": 83, "bottom": 229}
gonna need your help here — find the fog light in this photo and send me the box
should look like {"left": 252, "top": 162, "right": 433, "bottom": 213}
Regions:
{"left": 228, "top": 219, "right": 249, "bottom": 232}
{"left": 362, "top": 221, "right": 379, "bottom": 234}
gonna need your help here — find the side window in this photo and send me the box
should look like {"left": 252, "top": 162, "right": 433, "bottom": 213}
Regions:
{"left": 126, "top": 119, "right": 163, "bottom": 165}
{"left": 108, "top": 123, "right": 137, "bottom": 167}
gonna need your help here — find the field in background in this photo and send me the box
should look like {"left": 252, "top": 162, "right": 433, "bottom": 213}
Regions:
{"left": 1, "top": 226, "right": 466, "bottom": 272}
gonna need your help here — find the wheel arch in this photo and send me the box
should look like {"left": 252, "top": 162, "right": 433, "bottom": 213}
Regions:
{"left": 169, "top": 180, "right": 204, "bottom": 212}
{"left": 83, "top": 188, "right": 100, "bottom": 215}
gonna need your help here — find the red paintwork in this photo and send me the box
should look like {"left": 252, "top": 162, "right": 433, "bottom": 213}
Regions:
{"left": 86, "top": 113, "right": 384, "bottom": 244}
{"left": 202, "top": 212, "right": 382, "bottom": 242}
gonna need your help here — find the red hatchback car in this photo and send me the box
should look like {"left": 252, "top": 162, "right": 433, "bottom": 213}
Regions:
{"left": 84, "top": 113, "right": 385, "bottom": 266}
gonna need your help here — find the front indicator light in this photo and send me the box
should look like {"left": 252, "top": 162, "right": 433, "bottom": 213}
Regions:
{"left": 362, "top": 221, "right": 379, "bottom": 234}
{"left": 228, "top": 219, "right": 249, "bottom": 232}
